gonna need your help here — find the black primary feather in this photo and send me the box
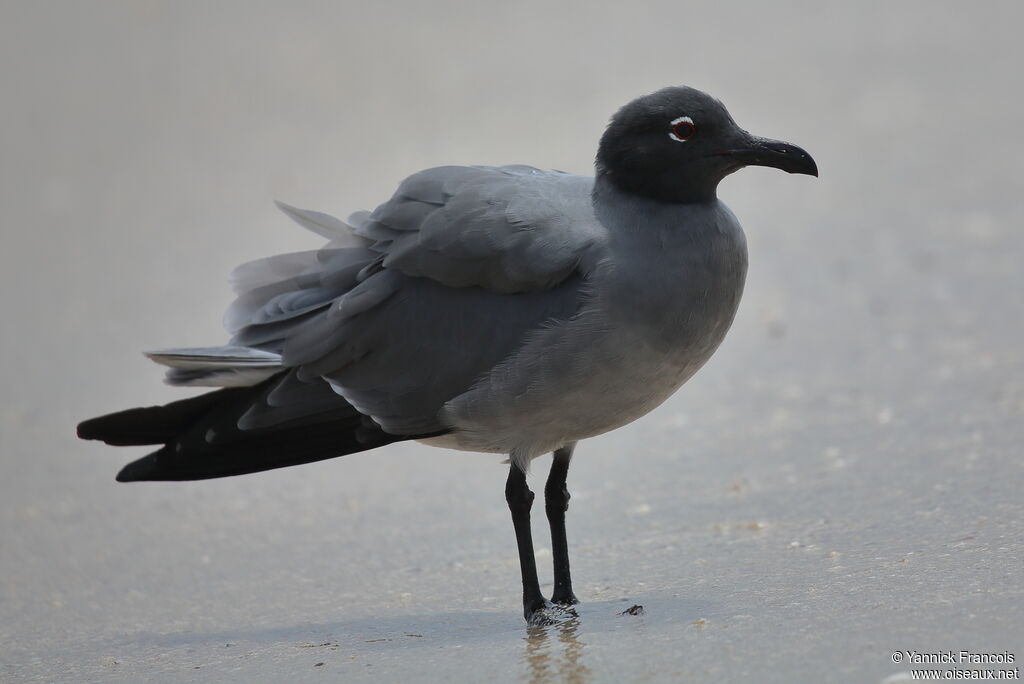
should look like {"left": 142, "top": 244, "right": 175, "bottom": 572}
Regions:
{"left": 77, "top": 373, "right": 446, "bottom": 482}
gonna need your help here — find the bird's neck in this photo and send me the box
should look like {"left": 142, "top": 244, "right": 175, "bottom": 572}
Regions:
{"left": 593, "top": 165, "right": 719, "bottom": 205}
{"left": 591, "top": 172, "right": 719, "bottom": 218}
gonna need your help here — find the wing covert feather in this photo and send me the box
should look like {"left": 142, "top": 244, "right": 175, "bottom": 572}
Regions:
{"left": 215, "top": 165, "right": 602, "bottom": 435}
{"left": 355, "top": 165, "right": 603, "bottom": 293}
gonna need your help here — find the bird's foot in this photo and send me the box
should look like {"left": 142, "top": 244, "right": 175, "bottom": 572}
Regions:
{"left": 525, "top": 598, "right": 578, "bottom": 626}
{"left": 524, "top": 597, "right": 554, "bottom": 626}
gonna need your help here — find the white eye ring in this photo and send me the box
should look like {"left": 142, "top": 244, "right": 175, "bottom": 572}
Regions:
{"left": 668, "top": 116, "right": 696, "bottom": 142}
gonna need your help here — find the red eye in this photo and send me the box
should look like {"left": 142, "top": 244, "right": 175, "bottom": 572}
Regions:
{"left": 669, "top": 116, "right": 696, "bottom": 142}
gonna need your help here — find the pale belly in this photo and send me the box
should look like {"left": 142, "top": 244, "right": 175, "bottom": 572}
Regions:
{"left": 425, "top": 277, "right": 742, "bottom": 462}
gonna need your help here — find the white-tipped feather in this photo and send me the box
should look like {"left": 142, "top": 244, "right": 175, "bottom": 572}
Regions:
{"left": 145, "top": 346, "right": 283, "bottom": 388}
{"left": 145, "top": 346, "right": 283, "bottom": 369}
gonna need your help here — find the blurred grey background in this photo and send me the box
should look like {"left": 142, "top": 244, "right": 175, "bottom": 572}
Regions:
{"left": 2, "top": 1, "right": 1022, "bottom": 682}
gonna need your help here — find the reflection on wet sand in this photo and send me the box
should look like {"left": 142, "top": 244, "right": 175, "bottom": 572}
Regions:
{"left": 523, "top": 613, "right": 590, "bottom": 684}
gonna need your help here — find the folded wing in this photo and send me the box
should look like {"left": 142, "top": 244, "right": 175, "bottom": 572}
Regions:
{"left": 152, "top": 165, "right": 605, "bottom": 437}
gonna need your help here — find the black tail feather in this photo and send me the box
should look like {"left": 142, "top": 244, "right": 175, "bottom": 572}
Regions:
{"left": 77, "top": 388, "right": 246, "bottom": 446}
{"left": 113, "top": 414, "right": 408, "bottom": 482}
{"left": 78, "top": 374, "right": 446, "bottom": 482}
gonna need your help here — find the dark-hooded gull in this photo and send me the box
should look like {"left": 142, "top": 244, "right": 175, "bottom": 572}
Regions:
{"left": 79, "top": 86, "right": 817, "bottom": 624}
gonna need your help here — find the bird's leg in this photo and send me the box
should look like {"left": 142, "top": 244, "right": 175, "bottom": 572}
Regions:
{"left": 506, "top": 462, "right": 548, "bottom": 622}
{"left": 545, "top": 443, "right": 579, "bottom": 606}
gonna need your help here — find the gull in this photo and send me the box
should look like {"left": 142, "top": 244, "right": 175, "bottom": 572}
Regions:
{"left": 78, "top": 86, "right": 817, "bottom": 624}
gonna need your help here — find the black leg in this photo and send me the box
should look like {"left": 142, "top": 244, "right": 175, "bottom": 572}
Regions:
{"left": 506, "top": 462, "right": 549, "bottom": 622}
{"left": 545, "top": 443, "right": 579, "bottom": 606}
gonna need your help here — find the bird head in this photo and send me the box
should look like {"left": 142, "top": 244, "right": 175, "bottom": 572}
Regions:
{"left": 596, "top": 86, "right": 818, "bottom": 204}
